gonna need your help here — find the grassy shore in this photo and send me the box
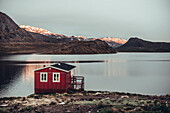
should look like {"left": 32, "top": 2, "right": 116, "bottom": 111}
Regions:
{"left": 0, "top": 91, "right": 170, "bottom": 113}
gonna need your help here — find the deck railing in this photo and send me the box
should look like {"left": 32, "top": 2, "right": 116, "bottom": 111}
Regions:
{"left": 71, "top": 76, "right": 84, "bottom": 91}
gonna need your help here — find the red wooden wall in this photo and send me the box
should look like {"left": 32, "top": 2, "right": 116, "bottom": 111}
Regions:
{"left": 34, "top": 67, "right": 71, "bottom": 93}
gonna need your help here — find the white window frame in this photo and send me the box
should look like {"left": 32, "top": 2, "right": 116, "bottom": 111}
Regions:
{"left": 40, "top": 72, "right": 48, "bottom": 82}
{"left": 53, "top": 73, "right": 60, "bottom": 82}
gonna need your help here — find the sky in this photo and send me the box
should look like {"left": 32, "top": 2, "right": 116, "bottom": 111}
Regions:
{"left": 0, "top": 0, "right": 170, "bottom": 41}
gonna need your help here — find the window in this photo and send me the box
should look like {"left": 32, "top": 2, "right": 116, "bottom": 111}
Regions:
{"left": 40, "top": 72, "right": 48, "bottom": 82}
{"left": 53, "top": 73, "right": 60, "bottom": 82}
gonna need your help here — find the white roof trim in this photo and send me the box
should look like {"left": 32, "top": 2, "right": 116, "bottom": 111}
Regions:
{"left": 33, "top": 66, "right": 73, "bottom": 72}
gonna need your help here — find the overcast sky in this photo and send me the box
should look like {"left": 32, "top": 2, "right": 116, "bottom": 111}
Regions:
{"left": 0, "top": 0, "right": 170, "bottom": 41}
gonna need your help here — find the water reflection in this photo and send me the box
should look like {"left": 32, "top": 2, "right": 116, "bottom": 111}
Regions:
{"left": 0, "top": 53, "right": 170, "bottom": 97}
{"left": 0, "top": 63, "right": 23, "bottom": 97}
{"left": 22, "top": 64, "right": 42, "bottom": 82}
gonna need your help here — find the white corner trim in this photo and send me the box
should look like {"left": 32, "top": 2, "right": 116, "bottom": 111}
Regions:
{"left": 33, "top": 66, "right": 51, "bottom": 72}
{"left": 33, "top": 66, "right": 73, "bottom": 72}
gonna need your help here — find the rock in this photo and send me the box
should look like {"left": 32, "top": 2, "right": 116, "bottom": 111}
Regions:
{"left": 104, "top": 97, "right": 110, "bottom": 100}
{"left": 121, "top": 95, "right": 129, "bottom": 98}
{"left": 58, "top": 102, "right": 65, "bottom": 105}
{"left": 35, "top": 108, "right": 42, "bottom": 113}
{"left": 49, "top": 102, "right": 56, "bottom": 105}
{"left": 44, "top": 98, "right": 51, "bottom": 103}
{"left": 21, "top": 97, "right": 26, "bottom": 101}
{"left": 95, "top": 92, "right": 102, "bottom": 95}
{"left": 0, "top": 104, "right": 8, "bottom": 107}
{"left": 133, "top": 107, "right": 142, "bottom": 111}
{"left": 111, "top": 107, "right": 119, "bottom": 112}
{"left": 89, "top": 98, "right": 93, "bottom": 101}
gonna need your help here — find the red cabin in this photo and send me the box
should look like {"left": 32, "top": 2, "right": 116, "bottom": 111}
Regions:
{"left": 34, "top": 63, "right": 84, "bottom": 94}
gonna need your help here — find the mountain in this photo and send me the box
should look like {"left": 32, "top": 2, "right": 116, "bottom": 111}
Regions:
{"left": 90, "top": 37, "right": 127, "bottom": 48}
{"left": 0, "top": 12, "right": 58, "bottom": 43}
{"left": 52, "top": 39, "right": 116, "bottom": 54}
{"left": 0, "top": 12, "right": 35, "bottom": 42}
{"left": 19, "top": 25, "right": 127, "bottom": 48}
{"left": 19, "top": 25, "right": 68, "bottom": 38}
{"left": 115, "top": 38, "right": 170, "bottom": 52}
{"left": 0, "top": 11, "right": 116, "bottom": 54}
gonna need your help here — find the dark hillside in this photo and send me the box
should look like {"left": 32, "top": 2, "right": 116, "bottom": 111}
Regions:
{"left": 116, "top": 38, "right": 170, "bottom": 52}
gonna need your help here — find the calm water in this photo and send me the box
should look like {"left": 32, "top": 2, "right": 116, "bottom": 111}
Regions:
{"left": 0, "top": 53, "right": 170, "bottom": 97}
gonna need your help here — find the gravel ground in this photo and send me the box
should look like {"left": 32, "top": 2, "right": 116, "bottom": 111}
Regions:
{"left": 0, "top": 90, "right": 169, "bottom": 113}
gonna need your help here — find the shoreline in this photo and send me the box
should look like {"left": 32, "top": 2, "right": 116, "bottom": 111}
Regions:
{"left": 0, "top": 90, "right": 169, "bottom": 112}
{"left": 1, "top": 90, "right": 169, "bottom": 98}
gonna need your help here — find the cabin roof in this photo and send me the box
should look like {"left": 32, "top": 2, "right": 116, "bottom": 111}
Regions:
{"left": 33, "top": 63, "right": 76, "bottom": 72}
{"left": 51, "top": 63, "right": 76, "bottom": 71}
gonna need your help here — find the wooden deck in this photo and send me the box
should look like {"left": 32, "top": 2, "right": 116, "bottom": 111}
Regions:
{"left": 71, "top": 76, "right": 84, "bottom": 91}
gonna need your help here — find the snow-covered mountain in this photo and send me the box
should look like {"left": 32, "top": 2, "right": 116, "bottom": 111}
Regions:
{"left": 91, "top": 37, "right": 127, "bottom": 44}
{"left": 20, "top": 25, "right": 127, "bottom": 48}
{"left": 19, "top": 25, "right": 67, "bottom": 38}
{"left": 90, "top": 37, "right": 127, "bottom": 48}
